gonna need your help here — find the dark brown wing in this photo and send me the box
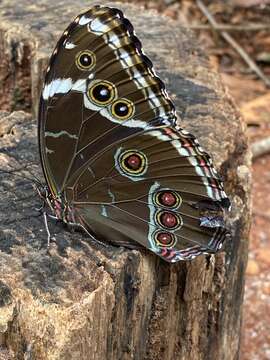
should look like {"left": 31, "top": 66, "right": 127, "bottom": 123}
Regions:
{"left": 73, "top": 126, "right": 230, "bottom": 262}
{"left": 38, "top": 5, "right": 175, "bottom": 196}
{"left": 38, "top": 5, "right": 231, "bottom": 262}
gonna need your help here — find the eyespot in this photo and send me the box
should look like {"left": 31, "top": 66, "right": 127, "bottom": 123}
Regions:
{"left": 154, "top": 190, "right": 182, "bottom": 209}
{"left": 155, "top": 210, "right": 183, "bottom": 231}
{"left": 88, "top": 80, "right": 116, "bottom": 106}
{"left": 75, "top": 50, "right": 95, "bottom": 71}
{"left": 111, "top": 98, "right": 134, "bottom": 120}
{"left": 153, "top": 230, "right": 177, "bottom": 248}
{"left": 119, "top": 150, "right": 147, "bottom": 176}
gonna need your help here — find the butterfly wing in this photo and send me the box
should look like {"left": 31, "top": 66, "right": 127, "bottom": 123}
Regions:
{"left": 38, "top": 5, "right": 175, "bottom": 195}
{"left": 73, "top": 126, "right": 230, "bottom": 262}
{"left": 38, "top": 5, "right": 231, "bottom": 262}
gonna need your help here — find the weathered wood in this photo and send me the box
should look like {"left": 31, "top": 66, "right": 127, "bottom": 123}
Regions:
{"left": 0, "top": 1, "right": 251, "bottom": 359}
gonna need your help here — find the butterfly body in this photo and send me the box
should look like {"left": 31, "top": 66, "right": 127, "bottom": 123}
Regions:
{"left": 38, "top": 5, "right": 231, "bottom": 262}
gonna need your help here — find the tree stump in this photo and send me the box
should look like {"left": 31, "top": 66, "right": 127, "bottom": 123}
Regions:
{"left": 0, "top": 1, "right": 251, "bottom": 359}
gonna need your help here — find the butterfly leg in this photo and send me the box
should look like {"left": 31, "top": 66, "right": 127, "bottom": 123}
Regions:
{"left": 35, "top": 195, "right": 47, "bottom": 215}
{"left": 35, "top": 204, "right": 44, "bottom": 213}
{"left": 48, "top": 214, "right": 59, "bottom": 222}
{"left": 42, "top": 211, "right": 56, "bottom": 248}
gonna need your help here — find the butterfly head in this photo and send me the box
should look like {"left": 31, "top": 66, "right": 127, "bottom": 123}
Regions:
{"left": 35, "top": 184, "right": 71, "bottom": 222}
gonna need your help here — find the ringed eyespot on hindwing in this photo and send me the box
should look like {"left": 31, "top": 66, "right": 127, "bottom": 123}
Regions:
{"left": 116, "top": 149, "right": 148, "bottom": 177}
{"left": 153, "top": 230, "right": 177, "bottom": 248}
{"left": 154, "top": 190, "right": 182, "bottom": 209}
{"left": 75, "top": 50, "right": 96, "bottom": 71}
{"left": 87, "top": 80, "right": 117, "bottom": 106}
{"left": 155, "top": 210, "right": 183, "bottom": 231}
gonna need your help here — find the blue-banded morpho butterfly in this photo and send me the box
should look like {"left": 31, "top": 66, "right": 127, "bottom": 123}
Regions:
{"left": 38, "top": 5, "right": 231, "bottom": 263}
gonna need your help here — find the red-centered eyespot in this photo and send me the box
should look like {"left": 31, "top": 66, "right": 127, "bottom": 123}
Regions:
{"left": 155, "top": 210, "right": 183, "bottom": 231}
{"left": 118, "top": 149, "right": 147, "bottom": 176}
{"left": 156, "top": 232, "right": 174, "bottom": 246}
{"left": 159, "top": 191, "right": 177, "bottom": 207}
{"left": 125, "top": 154, "right": 142, "bottom": 171}
{"left": 155, "top": 190, "right": 182, "bottom": 209}
{"left": 160, "top": 211, "right": 178, "bottom": 228}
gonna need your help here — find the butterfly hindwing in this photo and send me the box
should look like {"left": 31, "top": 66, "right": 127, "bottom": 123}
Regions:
{"left": 72, "top": 126, "right": 230, "bottom": 262}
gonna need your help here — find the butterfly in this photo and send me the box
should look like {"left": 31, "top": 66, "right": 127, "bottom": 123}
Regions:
{"left": 38, "top": 5, "right": 231, "bottom": 263}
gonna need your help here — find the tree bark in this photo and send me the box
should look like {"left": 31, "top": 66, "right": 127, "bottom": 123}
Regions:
{"left": 0, "top": 1, "right": 251, "bottom": 359}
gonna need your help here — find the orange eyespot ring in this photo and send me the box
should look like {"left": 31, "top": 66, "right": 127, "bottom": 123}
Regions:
{"left": 155, "top": 210, "right": 183, "bottom": 231}
{"left": 153, "top": 230, "right": 177, "bottom": 248}
{"left": 111, "top": 98, "right": 134, "bottom": 121}
{"left": 75, "top": 50, "right": 96, "bottom": 71}
{"left": 119, "top": 150, "right": 147, "bottom": 176}
{"left": 88, "top": 80, "right": 116, "bottom": 106}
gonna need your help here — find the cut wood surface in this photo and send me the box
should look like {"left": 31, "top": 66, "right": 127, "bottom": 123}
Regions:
{"left": 0, "top": 1, "right": 251, "bottom": 359}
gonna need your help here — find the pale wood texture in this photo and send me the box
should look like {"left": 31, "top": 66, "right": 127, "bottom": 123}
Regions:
{"left": 0, "top": 1, "right": 251, "bottom": 359}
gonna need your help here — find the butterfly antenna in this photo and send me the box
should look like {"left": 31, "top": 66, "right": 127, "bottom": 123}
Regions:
{"left": 0, "top": 168, "right": 42, "bottom": 187}
{"left": 13, "top": 155, "right": 44, "bottom": 185}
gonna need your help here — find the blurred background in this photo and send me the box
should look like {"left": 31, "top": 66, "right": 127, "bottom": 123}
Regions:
{"left": 117, "top": 0, "right": 270, "bottom": 359}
